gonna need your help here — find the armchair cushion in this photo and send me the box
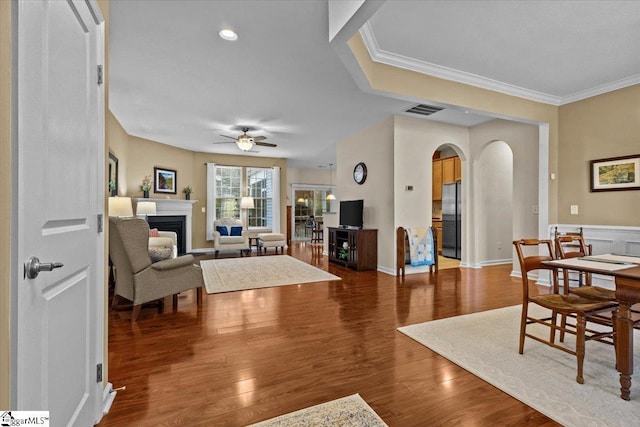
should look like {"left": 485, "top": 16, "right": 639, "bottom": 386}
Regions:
{"left": 213, "top": 218, "right": 249, "bottom": 254}
{"left": 151, "top": 254, "right": 196, "bottom": 271}
{"left": 149, "top": 246, "right": 173, "bottom": 262}
{"left": 220, "top": 235, "right": 245, "bottom": 244}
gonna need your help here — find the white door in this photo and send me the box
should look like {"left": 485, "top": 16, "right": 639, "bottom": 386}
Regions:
{"left": 15, "top": 1, "right": 104, "bottom": 425}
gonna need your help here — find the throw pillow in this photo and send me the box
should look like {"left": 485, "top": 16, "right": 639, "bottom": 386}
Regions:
{"left": 230, "top": 226, "right": 242, "bottom": 236}
{"left": 149, "top": 246, "right": 172, "bottom": 262}
{"left": 216, "top": 225, "right": 229, "bottom": 236}
{"left": 149, "top": 228, "right": 159, "bottom": 237}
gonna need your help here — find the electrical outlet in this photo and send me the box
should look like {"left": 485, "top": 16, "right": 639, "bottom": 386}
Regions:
{"left": 570, "top": 205, "right": 579, "bottom": 215}
{"left": 201, "top": 207, "right": 206, "bottom": 213}
{"left": 497, "top": 241, "right": 502, "bottom": 250}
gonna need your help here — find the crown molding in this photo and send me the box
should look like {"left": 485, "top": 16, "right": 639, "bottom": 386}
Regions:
{"left": 359, "top": 23, "right": 640, "bottom": 107}
{"left": 560, "top": 73, "right": 640, "bottom": 104}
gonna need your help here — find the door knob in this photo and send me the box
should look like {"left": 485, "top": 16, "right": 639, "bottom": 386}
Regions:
{"left": 24, "top": 256, "right": 63, "bottom": 279}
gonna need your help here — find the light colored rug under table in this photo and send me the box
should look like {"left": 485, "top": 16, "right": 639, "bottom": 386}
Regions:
{"left": 247, "top": 394, "right": 387, "bottom": 427}
{"left": 201, "top": 255, "right": 341, "bottom": 294}
{"left": 398, "top": 305, "right": 640, "bottom": 427}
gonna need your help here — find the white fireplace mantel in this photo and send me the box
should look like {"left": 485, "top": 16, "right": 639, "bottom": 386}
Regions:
{"left": 134, "top": 198, "right": 197, "bottom": 252}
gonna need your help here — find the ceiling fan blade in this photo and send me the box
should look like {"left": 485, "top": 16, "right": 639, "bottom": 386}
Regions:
{"left": 220, "top": 134, "right": 238, "bottom": 140}
{"left": 255, "top": 141, "right": 277, "bottom": 147}
{"left": 212, "top": 141, "right": 235, "bottom": 145}
{"left": 253, "top": 135, "right": 267, "bottom": 141}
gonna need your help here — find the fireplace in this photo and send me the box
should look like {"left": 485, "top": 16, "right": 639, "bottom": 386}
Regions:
{"left": 147, "top": 215, "right": 186, "bottom": 255}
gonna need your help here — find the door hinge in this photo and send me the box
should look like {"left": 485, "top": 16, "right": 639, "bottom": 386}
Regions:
{"left": 97, "top": 363, "right": 103, "bottom": 382}
{"left": 97, "top": 65, "right": 103, "bottom": 85}
{"left": 97, "top": 214, "right": 103, "bottom": 233}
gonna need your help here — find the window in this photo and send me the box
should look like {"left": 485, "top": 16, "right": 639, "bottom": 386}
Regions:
{"left": 207, "top": 164, "right": 279, "bottom": 240}
{"left": 246, "top": 168, "right": 272, "bottom": 229}
{"left": 215, "top": 166, "right": 241, "bottom": 219}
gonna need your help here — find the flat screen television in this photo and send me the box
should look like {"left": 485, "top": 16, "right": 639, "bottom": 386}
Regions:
{"left": 339, "top": 199, "right": 364, "bottom": 229}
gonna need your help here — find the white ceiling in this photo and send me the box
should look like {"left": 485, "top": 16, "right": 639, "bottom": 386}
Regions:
{"left": 109, "top": 1, "right": 640, "bottom": 169}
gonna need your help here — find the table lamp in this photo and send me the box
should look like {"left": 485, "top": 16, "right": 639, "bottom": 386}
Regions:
{"left": 108, "top": 197, "right": 133, "bottom": 217}
{"left": 136, "top": 201, "right": 157, "bottom": 221}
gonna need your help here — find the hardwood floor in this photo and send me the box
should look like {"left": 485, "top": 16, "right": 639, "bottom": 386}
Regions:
{"left": 100, "top": 244, "right": 559, "bottom": 426}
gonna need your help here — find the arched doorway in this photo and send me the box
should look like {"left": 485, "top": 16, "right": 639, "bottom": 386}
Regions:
{"left": 433, "top": 144, "right": 463, "bottom": 266}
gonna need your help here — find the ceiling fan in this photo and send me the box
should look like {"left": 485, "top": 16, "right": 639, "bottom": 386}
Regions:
{"left": 214, "top": 127, "right": 277, "bottom": 152}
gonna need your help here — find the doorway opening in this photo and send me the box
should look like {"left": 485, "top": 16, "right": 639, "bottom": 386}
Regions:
{"left": 433, "top": 145, "right": 462, "bottom": 266}
{"left": 291, "top": 186, "right": 333, "bottom": 241}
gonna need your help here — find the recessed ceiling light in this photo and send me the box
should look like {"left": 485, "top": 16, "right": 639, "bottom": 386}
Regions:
{"left": 219, "top": 29, "right": 238, "bottom": 41}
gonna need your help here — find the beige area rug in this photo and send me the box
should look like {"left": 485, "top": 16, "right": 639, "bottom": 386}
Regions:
{"left": 201, "top": 255, "right": 341, "bottom": 294}
{"left": 398, "top": 305, "right": 640, "bottom": 427}
{"left": 247, "top": 394, "right": 387, "bottom": 427}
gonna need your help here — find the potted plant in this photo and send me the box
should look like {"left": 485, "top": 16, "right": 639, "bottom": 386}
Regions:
{"left": 183, "top": 186, "right": 193, "bottom": 200}
{"left": 140, "top": 175, "right": 152, "bottom": 198}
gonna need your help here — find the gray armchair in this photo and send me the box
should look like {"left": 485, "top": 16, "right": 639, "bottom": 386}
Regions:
{"left": 109, "top": 217, "right": 203, "bottom": 322}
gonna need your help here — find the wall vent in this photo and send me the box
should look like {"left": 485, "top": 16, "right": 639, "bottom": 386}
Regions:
{"left": 405, "top": 104, "right": 444, "bottom": 116}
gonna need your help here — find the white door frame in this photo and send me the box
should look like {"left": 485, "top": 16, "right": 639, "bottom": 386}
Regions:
{"left": 291, "top": 184, "right": 336, "bottom": 241}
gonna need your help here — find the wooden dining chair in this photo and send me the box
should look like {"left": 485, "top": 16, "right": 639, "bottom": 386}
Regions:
{"left": 513, "top": 238, "right": 617, "bottom": 384}
{"left": 310, "top": 226, "right": 323, "bottom": 258}
{"left": 555, "top": 234, "right": 616, "bottom": 302}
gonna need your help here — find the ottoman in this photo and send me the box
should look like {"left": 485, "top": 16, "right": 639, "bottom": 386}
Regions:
{"left": 257, "top": 233, "right": 287, "bottom": 255}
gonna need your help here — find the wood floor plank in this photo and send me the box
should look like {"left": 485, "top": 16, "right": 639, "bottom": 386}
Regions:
{"left": 99, "top": 245, "right": 559, "bottom": 427}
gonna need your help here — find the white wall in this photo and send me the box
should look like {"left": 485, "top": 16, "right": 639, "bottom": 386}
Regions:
{"left": 474, "top": 141, "right": 513, "bottom": 263}
{"left": 338, "top": 117, "right": 395, "bottom": 271}
{"left": 394, "top": 115, "right": 470, "bottom": 229}
{"left": 287, "top": 167, "right": 333, "bottom": 187}
{"left": 469, "top": 119, "right": 539, "bottom": 270}
{"left": 334, "top": 115, "right": 539, "bottom": 274}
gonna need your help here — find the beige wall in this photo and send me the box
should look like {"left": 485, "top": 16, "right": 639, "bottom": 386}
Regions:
{"left": 1, "top": 0, "right": 13, "bottom": 409}
{"left": 338, "top": 117, "right": 395, "bottom": 271}
{"left": 106, "top": 111, "right": 129, "bottom": 195}
{"left": 125, "top": 135, "right": 198, "bottom": 199}
{"left": 108, "top": 131, "right": 288, "bottom": 250}
{"left": 558, "top": 84, "right": 640, "bottom": 225}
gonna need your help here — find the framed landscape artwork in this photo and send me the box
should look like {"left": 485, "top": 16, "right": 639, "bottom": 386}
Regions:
{"left": 590, "top": 154, "right": 640, "bottom": 192}
{"left": 154, "top": 167, "right": 177, "bottom": 194}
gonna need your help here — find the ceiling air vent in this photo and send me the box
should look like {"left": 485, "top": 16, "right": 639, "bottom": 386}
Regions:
{"left": 405, "top": 104, "right": 444, "bottom": 116}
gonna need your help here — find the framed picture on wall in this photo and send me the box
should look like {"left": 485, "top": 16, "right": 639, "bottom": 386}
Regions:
{"left": 154, "top": 167, "right": 177, "bottom": 194}
{"left": 590, "top": 154, "right": 640, "bottom": 192}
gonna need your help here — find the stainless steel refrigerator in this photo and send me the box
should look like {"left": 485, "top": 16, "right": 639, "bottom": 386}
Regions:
{"left": 442, "top": 182, "right": 461, "bottom": 259}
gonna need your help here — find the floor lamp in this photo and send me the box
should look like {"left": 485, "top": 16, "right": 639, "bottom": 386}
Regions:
{"left": 240, "top": 196, "right": 254, "bottom": 230}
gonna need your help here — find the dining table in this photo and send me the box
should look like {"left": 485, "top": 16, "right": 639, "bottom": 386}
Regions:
{"left": 544, "top": 254, "right": 640, "bottom": 401}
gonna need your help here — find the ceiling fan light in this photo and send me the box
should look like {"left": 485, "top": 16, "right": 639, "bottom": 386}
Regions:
{"left": 236, "top": 135, "right": 254, "bottom": 151}
{"left": 219, "top": 29, "right": 238, "bottom": 41}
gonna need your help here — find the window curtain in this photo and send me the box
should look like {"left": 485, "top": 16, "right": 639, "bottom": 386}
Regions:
{"left": 206, "top": 163, "right": 217, "bottom": 241}
{"left": 272, "top": 166, "right": 281, "bottom": 233}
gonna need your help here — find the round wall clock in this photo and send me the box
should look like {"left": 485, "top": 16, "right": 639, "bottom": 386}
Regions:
{"left": 353, "top": 162, "right": 367, "bottom": 185}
